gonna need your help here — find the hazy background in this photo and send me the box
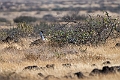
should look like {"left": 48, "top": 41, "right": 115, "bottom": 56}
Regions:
{"left": 0, "top": 0, "right": 119, "bottom": 24}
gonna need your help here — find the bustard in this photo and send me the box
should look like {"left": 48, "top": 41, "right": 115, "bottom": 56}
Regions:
{"left": 30, "top": 31, "right": 46, "bottom": 46}
{"left": 40, "top": 31, "right": 45, "bottom": 41}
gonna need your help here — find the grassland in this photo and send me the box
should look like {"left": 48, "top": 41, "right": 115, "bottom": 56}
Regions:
{"left": 0, "top": 0, "right": 120, "bottom": 79}
{"left": 0, "top": 13, "right": 120, "bottom": 80}
{"left": 0, "top": 35, "right": 120, "bottom": 80}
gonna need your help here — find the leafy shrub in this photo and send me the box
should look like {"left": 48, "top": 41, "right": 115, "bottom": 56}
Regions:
{"left": 49, "top": 12, "right": 120, "bottom": 46}
{"left": 0, "top": 22, "right": 49, "bottom": 41}
{"left": 42, "top": 14, "right": 56, "bottom": 22}
{"left": 13, "top": 16, "right": 38, "bottom": 23}
{"left": 0, "top": 22, "right": 34, "bottom": 42}
{"left": 49, "top": 27, "right": 90, "bottom": 46}
{"left": 0, "top": 12, "right": 120, "bottom": 47}
{"left": 84, "top": 12, "right": 120, "bottom": 44}
{"left": 7, "top": 22, "right": 34, "bottom": 39}
{"left": 0, "top": 18, "right": 9, "bottom": 22}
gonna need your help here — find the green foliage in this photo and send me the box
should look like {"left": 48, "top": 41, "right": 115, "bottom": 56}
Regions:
{"left": 0, "top": 29, "right": 8, "bottom": 40}
{"left": 42, "top": 14, "right": 56, "bottom": 22}
{"left": 84, "top": 12, "right": 119, "bottom": 44}
{"left": 49, "top": 27, "right": 90, "bottom": 46}
{"left": 50, "top": 12, "right": 120, "bottom": 46}
{"left": 7, "top": 22, "right": 34, "bottom": 39}
{"left": 50, "top": 30, "right": 69, "bottom": 46}
{"left": 16, "top": 22, "right": 34, "bottom": 37}
{"left": 13, "top": 16, "right": 38, "bottom": 23}
{"left": 0, "top": 22, "right": 34, "bottom": 41}
{"left": 0, "top": 12, "right": 120, "bottom": 47}
{"left": 0, "top": 18, "right": 9, "bottom": 22}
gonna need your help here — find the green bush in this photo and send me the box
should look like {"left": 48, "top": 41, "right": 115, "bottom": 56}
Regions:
{"left": 84, "top": 12, "right": 119, "bottom": 44}
{"left": 0, "top": 18, "right": 9, "bottom": 22}
{"left": 0, "top": 12, "right": 119, "bottom": 47}
{"left": 13, "top": 16, "right": 38, "bottom": 23}
{"left": 7, "top": 22, "right": 34, "bottom": 39}
{"left": 49, "top": 12, "right": 120, "bottom": 46}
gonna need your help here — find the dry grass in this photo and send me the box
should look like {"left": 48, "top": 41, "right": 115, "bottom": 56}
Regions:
{"left": 0, "top": 37, "right": 120, "bottom": 80}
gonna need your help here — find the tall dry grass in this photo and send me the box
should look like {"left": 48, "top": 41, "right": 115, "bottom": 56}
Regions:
{"left": 0, "top": 37, "right": 120, "bottom": 80}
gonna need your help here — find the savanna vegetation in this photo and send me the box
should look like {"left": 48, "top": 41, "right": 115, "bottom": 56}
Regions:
{"left": 1, "top": 12, "right": 120, "bottom": 47}
{"left": 0, "top": 12, "right": 120, "bottom": 80}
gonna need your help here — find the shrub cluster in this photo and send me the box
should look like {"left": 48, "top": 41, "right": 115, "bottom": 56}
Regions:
{"left": 0, "top": 12, "right": 120, "bottom": 47}
{"left": 50, "top": 12, "right": 120, "bottom": 46}
{"left": 13, "top": 16, "right": 38, "bottom": 23}
{"left": 0, "top": 18, "right": 9, "bottom": 22}
{"left": 0, "top": 22, "right": 34, "bottom": 41}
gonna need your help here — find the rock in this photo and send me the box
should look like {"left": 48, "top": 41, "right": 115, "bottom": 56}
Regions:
{"left": 115, "top": 43, "right": 120, "bottom": 47}
{"left": 115, "top": 66, "right": 120, "bottom": 72}
{"left": 2, "top": 36, "right": 14, "bottom": 43}
{"left": 74, "top": 72, "right": 85, "bottom": 79}
{"left": 44, "top": 75, "right": 59, "bottom": 80}
{"left": 23, "top": 65, "right": 39, "bottom": 70}
{"left": 109, "top": 66, "right": 120, "bottom": 72}
{"left": 101, "top": 66, "right": 115, "bottom": 74}
{"left": 91, "top": 64, "right": 96, "bottom": 67}
{"left": 89, "top": 68, "right": 102, "bottom": 76}
{"left": 38, "top": 73, "right": 44, "bottom": 77}
{"left": 102, "top": 61, "right": 111, "bottom": 65}
{"left": 90, "top": 66, "right": 118, "bottom": 76}
{"left": 62, "top": 63, "right": 71, "bottom": 68}
{"left": 40, "top": 67, "right": 46, "bottom": 70}
{"left": 46, "top": 64, "right": 55, "bottom": 69}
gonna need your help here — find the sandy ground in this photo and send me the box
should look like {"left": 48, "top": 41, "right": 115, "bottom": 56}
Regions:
{"left": 0, "top": 37, "right": 120, "bottom": 80}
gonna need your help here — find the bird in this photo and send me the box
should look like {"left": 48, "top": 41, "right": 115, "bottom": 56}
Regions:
{"left": 29, "top": 31, "right": 46, "bottom": 47}
{"left": 40, "top": 31, "right": 45, "bottom": 41}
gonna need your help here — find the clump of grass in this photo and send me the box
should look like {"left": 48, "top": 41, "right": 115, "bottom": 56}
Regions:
{"left": 54, "top": 52, "right": 66, "bottom": 59}
{"left": 0, "top": 29, "right": 8, "bottom": 40}
{"left": 9, "top": 22, "right": 34, "bottom": 38}
{"left": 24, "top": 53, "right": 39, "bottom": 61}
{"left": 16, "top": 22, "right": 34, "bottom": 37}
